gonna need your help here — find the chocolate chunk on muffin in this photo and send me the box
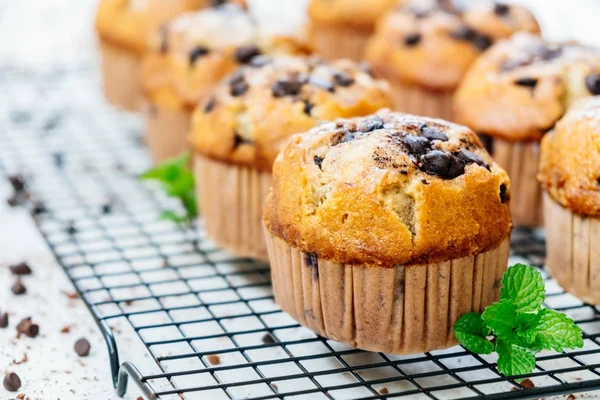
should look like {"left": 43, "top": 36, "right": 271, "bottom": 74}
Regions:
{"left": 263, "top": 110, "right": 511, "bottom": 354}
{"left": 190, "top": 55, "right": 392, "bottom": 260}
{"left": 365, "top": 0, "right": 540, "bottom": 119}
{"left": 454, "top": 33, "right": 600, "bottom": 226}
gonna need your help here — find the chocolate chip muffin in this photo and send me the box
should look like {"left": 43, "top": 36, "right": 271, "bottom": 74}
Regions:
{"left": 263, "top": 110, "right": 511, "bottom": 354}
{"left": 454, "top": 33, "right": 600, "bottom": 226}
{"left": 190, "top": 56, "right": 392, "bottom": 260}
{"left": 307, "top": 0, "right": 396, "bottom": 61}
{"left": 365, "top": 0, "right": 540, "bottom": 119}
{"left": 95, "top": 0, "right": 209, "bottom": 110}
{"left": 538, "top": 97, "right": 600, "bottom": 304}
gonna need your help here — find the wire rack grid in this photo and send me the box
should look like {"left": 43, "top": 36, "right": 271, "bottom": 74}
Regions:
{"left": 3, "top": 53, "right": 600, "bottom": 400}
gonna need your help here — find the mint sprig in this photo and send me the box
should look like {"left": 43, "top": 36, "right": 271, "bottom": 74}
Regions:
{"left": 141, "top": 153, "right": 197, "bottom": 223}
{"left": 454, "top": 264, "right": 583, "bottom": 379}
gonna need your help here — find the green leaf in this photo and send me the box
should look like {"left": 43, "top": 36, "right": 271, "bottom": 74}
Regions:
{"left": 454, "top": 313, "right": 494, "bottom": 354}
{"left": 159, "top": 211, "right": 189, "bottom": 224}
{"left": 500, "top": 264, "right": 545, "bottom": 313}
{"left": 496, "top": 339, "right": 537, "bottom": 378}
{"left": 520, "top": 308, "right": 583, "bottom": 352}
{"left": 482, "top": 300, "right": 517, "bottom": 341}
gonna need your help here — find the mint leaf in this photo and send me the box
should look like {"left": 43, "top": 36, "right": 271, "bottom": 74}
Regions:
{"left": 482, "top": 300, "right": 517, "bottom": 341}
{"left": 496, "top": 339, "right": 536, "bottom": 378}
{"left": 520, "top": 308, "right": 583, "bottom": 352}
{"left": 454, "top": 313, "right": 494, "bottom": 354}
{"left": 500, "top": 264, "right": 545, "bottom": 312}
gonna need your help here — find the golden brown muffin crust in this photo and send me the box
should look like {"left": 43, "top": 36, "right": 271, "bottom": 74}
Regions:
{"left": 454, "top": 33, "right": 600, "bottom": 142}
{"left": 263, "top": 110, "right": 512, "bottom": 267}
{"left": 365, "top": 0, "right": 540, "bottom": 91}
{"left": 539, "top": 97, "right": 600, "bottom": 217}
{"left": 308, "top": 0, "right": 397, "bottom": 29}
{"left": 189, "top": 56, "right": 392, "bottom": 171}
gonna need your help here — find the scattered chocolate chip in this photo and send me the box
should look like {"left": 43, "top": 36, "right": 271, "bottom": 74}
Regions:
{"left": 272, "top": 78, "right": 304, "bottom": 97}
{"left": 421, "top": 126, "right": 448, "bottom": 141}
{"left": 379, "top": 387, "right": 389, "bottom": 395}
{"left": 235, "top": 45, "right": 261, "bottom": 64}
{"left": 74, "top": 338, "right": 91, "bottom": 357}
{"left": 31, "top": 200, "right": 47, "bottom": 216}
{"left": 403, "top": 135, "right": 431, "bottom": 156}
{"left": 16, "top": 317, "right": 39, "bottom": 338}
{"left": 3, "top": 372, "right": 21, "bottom": 392}
{"left": 7, "top": 195, "right": 20, "bottom": 207}
{"left": 309, "top": 76, "right": 335, "bottom": 92}
{"left": 359, "top": 61, "right": 374, "bottom": 77}
{"left": 61, "top": 325, "right": 72, "bottom": 333}
{"left": 43, "top": 114, "right": 62, "bottom": 131}
{"left": 9, "top": 262, "right": 32, "bottom": 276}
{"left": 230, "top": 73, "right": 249, "bottom": 97}
{"left": 314, "top": 155, "right": 324, "bottom": 169}
{"left": 585, "top": 73, "right": 600, "bottom": 95}
{"left": 53, "top": 152, "right": 64, "bottom": 168}
{"left": 404, "top": 33, "right": 422, "bottom": 46}
{"left": 262, "top": 333, "right": 276, "bottom": 344}
{"left": 233, "top": 133, "right": 252, "bottom": 149}
{"left": 333, "top": 72, "right": 354, "bottom": 87}
{"left": 250, "top": 55, "right": 271, "bottom": 68}
{"left": 189, "top": 46, "right": 210, "bottom": 65}
{"left": 207, "top": 354, "right": 220, "bottom": 365}
{"left": 101, "top": 199, "right": 113, "bottom": 215}
{"left": 420, "top": 151, "right": 451, "bottom": 176}
{"left": 451, "top": 26, "right": 476, "bottom": 41}
{"left": 303, "top": 252, "right": 319, "bottom": 280}
{"left": 359, "top": 117, "right": 385, "bottom": 133}
{"left": 204, "top": 96, "right": 216, "bottom": 113}
{"left": 11, "top": 280, "right": 27, "bottom": 295}
{"left": 520, "top": 378, "right": 535, "bottom": 389}
{"left": 473, "top": 34, "right": 492, "bottom": 51}
{"left": 66, "top": 221, "right": 77, "bottom": 235}
{"left": 456, "top": 149, "right": 489, "bottom": 170}
{"left": 494, "top": 2, "right": 510, "bottom": 16}
{"left": 499, "top": 183, "right": 508, "bottom": 203}
{"left": 0, "top": 313, "right": 9, "bottom": 328}
{"left": 303, "top": 100, "right": 314, "bottom": 116}
{"left": 514, "top": 77, "right": 538, "bottom": 88}
{"left": 9, "top": 175, "right": 25, "bottom": 193}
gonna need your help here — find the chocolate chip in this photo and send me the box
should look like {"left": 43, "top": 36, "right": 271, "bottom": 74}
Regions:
{"left": 359, "top": 61, "right": 374, "bottom": 77}
{"left": 11, "top": 280, "right": 26, "bottom": 295}
{"left": 16, "top": 317, "right": 39, "bottom": 338}
{"left": 43, "top": 114, "right": 62, "bottom": 132}
{"left": 189, "top": 46, "right": 209, "bottom": 65}
{"left": 473, "top": 34, "right": 492, "bottom": 51}
{"left": 66, "top": 221, "right": 77, "bottom": 235}
{"left": 404, "top": 33, "right": 422, "bottom": 46}
{"left": 585, "top": 73, "right": 600, "bottom": 95}
{"left": 235, "top": 45, "right": 261, "bottom": 64}
{"left": 0, "top": 313, "right": 8, "bottom": 328}
{"left": 445, "top": 155, "right": 466, "bottom": 179}
{"left": 233, "top": 133, "right": 252, "bottom": 149}
{"left": 400, "top": 170, "right": 408, "bottom": 175}
{"left": 314, "top": 155, "right": 324, "bottom": 169}
{"left": 494, "top": 2, "right": 510, "bottom": 16}
{"left": 499, "top": 183, "right": 508, "bottom": 203}
{"left": 10, "top": 262, "right": 32, "bottom": 276}
{"left": 101, "top": 201, "right": 112, "bottom": 215}
{"left": 339, "top": 131, "right": 358, "bottom": 144}
{"left": 303, "top": 252, "right": 319, "bottom": 280}
{"left": 451, "top": 26, "right": 476, "bottom": 41}
{"left": 262, "top": 333, "right": 276, "bottom": 344}
{"left": 359, "top": 117, "right": 385, "bottom": 133}
{"left": 478, "top": 134, "right": 494, "bottom": 154}
{"left": 7, "top": 195, "right": 20, "bottom": 207}
{"left": 309, "top": 76, "right": 335, "bottom": 92}
{"left": 31, "top": 200, "right": 47, "bottom": 216}
{"left": 421, "top": 126, "right": 448, "bottom": 141}
{"left": 250, "top": 55, "right": 271, "bottom": 67}
{"left": 212, "top": 0, "right": 226, "bottom": 6}
{"left": 9, "top": 175, "right": 25, "bottom": 193}
{"left": 272, "top": 78, "right": 304, "bottom": 97}
{"left": 207, "top": 354, "right": 220, "bottom": 365}
{"left": 74, "top": 338, "right": 91, "bottom": 357}
{"left": 514, "top": 77, "right": 538, "bottom": 88}
{"left": 230, "top": 74, "right": 249, "bottom": 97}
{"left": 456, "top": 149, "right": 489, "bottom": 170}
{"left": 303, "top": 100, "right": 314, "bottom": 116}
{"left": 204, "top": 96, "right": 216, "bottom": 113}
{"left": 3, "top": 372, "right": 21, "bottom": 392}
{"left": 403, "top": 135, "right": 431, "bottom": 156}
{"left": 333, "top": 72, "right": 354, "bottom": 87}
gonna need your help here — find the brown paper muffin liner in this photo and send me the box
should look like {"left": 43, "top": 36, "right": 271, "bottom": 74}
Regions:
{"left": 264, "top": 229, "right": 510, "bottom": 354}
{"left": 194, "top": 154, "right": 271, "bottom": 261}
{"left": 100, "top": 41, "right": 141, "bottom": 111}
{"left": 143, "top": 102, "right": 191, "bottom": 164}
{"left": 309, "top": 23, "right": 372, "bottom": 62}
{"left": 544, "top": 193, "right": 600, "bottom": 304}
{"left": 486, "top": 137, "right": 542, "bottom": 227}
{"left": 387, "top": 79, "right": 454, "bottom": 121}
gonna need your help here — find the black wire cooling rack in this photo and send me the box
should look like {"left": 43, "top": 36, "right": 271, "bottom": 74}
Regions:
{"left": 3, "top": 66, "right": 600, "bottom": 400}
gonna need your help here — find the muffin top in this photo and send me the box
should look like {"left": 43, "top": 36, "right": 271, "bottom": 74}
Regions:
{"left": 454, "top": 33, "right": 600, "bottom": 142}
{"left": 189, "top": 56, "right": 392, "bottom": 171}
{"left": 539, "top": 97, "right": 600, "bottom": 217}
{"left": 364, "top": 0, "right": 540, "bottom": 91}
{"left": 308, "top": 0, "right": 397, "bottom": 29}
{"left": 263, "top": 110, "right": 512, "bottom": 267}
{"left": 95, "top": 0, "right": 216, "bottom": 55}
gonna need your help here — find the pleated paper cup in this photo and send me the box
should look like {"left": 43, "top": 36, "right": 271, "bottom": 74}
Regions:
{"left": 100, "top": 41, "right": 142, "bottom": 111}
{"left": 144, "top": 102, "right": 191, "bottom": 164}
{"left": 485, "top": 136, "right": 542, "bottom": 227}
{"left": 544, "top": 193, "right": 600, "bottom": 304}
{"left": 194, "top": 154, "right": 271, "bottom": 261}
{"left": 309, "top": 23, "right": 372, "bottom": 62}
{"left": 387, "top": 78, "right": 453, "bottom": 121}
{"left": 264, "top": 228, "right": 510, "bottom": 354}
